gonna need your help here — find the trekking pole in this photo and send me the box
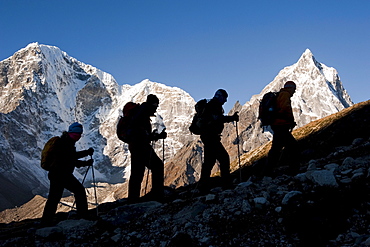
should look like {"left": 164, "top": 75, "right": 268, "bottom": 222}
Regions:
{"left": 235, "top": 120, "right": 242, "bottom": 183}
{"left": 90, "top": 155, "right": 98, "bottom": 216}
{"left": 81, "top": 166, "right": 91, "bottom": 185}
{"left": 70, "top": 166, "right": 90, "bottom": 213}
{"left": 162, "top": 138, "right": 165, "bottom": 164}
{"left": 161, "top": 128, "right": 166, "bottom": 164}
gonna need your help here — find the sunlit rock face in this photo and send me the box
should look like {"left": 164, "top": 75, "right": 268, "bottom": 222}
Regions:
{"left": 0, "top": 43, "right": 196, "bottom": 209}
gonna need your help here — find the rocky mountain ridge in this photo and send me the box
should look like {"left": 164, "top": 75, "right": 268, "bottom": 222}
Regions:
{"left": 1, "top": 100, "right": 369, "bottom": 247}
{"left": 0, "top": 43, "right": 352, "bottom": 212}
{"left": 164, "top": 48, "right": 353, "bottom": 188}
{"left": 0, "top": 43, "right": 196, "bottom": 210}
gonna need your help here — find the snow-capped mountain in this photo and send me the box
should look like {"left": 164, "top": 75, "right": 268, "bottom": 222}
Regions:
{"left": 0, "top": 43, "right": 353, "bottom": 211}
{"left": 165, "top": 49, "right": 353, "bottom": 187}
{"left": 0, "top": 43, "right": 195, "bottom": 210}
{"left": 224, "top": 48, "right": 353, "bottom": 154}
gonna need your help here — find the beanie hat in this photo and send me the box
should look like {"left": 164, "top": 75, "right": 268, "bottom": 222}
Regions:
{"left": 146, "top": 94, "right": 159, "bottom": 105}
{"left": 214, "top": 89, "right": 228, "bottom": 104}
{"left": 284, "top": 81, "right": 296, "bottom": 89}
{"left": 68, "top": 122, "right": 83, "bottom": 134}
{"left": 214, "top": 89, "right": 228, "bottom": 98}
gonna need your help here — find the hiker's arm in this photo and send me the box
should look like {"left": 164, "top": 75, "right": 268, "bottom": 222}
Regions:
{"left": 151, "top": 130, "right": 167, "bottom": 141}
{"left": 76, "top": 159, "right": 93, "bottom": 168}
{"left": 76, "top": 148, "right": 94, "bottom": 159}
{"left": 223, "top": 112, "right": 239, "bottom": 123}
{"left": 215, "top": 112, "right": 239, "bottom": 123}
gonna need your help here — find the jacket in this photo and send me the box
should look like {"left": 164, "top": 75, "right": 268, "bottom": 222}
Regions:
{"left": 200, "top": 98, "right": 234, "bottom": 137}
{"left": 272, "top": 88, "right": 295, "bottom": 126}
{"left": 49, "top": 132, "right": 90, "bottom": 175}
{"left": 130, "top": 102, "right": 154, "bottom": 143}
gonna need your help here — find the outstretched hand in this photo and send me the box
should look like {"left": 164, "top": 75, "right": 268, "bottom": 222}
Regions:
{"left": 152, "top": 130, "right": 167, "bottom": 141}
{"left": 232, "top": 111, "right": 239, "bottom": 122}
{"left": 158, "top": 131, "right": 167, "bottom": 139}
{"left": 85, "top": 159, "right": 94, "bottom": 167}
{"left": 87, "top": 148, "right": 94, "bottom": 156}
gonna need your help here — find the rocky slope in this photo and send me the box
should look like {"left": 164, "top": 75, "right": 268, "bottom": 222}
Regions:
{"left": 0, "top": 101, "right": 369, "bottom": 247}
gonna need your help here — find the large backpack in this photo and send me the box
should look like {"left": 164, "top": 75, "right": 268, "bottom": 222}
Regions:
{"left": 117, "top": 102, "right": 140, "bottom": 143}
{"left": 41, "top": 136, "right": 60, "bottom": 171}
{"left": 189, "top": 99, "right": 209, "bottom": 135}
{"left": 258, "top": 92, "right": 279, "bottom": 127}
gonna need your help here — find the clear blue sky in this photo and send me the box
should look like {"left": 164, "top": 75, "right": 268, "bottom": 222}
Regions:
{"left": 1, "top": 0, "right": 369, "bottom": 112}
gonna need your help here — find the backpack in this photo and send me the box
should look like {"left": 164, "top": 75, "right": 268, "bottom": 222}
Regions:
{"left": 258, "top": 92, "right": 279, "bottom": 127}
{"left": 117, "top": 102, "right": 140, "bottom": 143}
{"left": 189, "top": 99, "right": 209, "bottom": 135}
{"left": 41, "top": 136, "right": 60, "bottom": 171}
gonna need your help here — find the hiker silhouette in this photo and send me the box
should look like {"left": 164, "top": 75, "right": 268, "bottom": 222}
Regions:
{"left": 41, "top": 122, "right": 94, "bottom": 226}
{"left": 265, "top": 81, "right": 299, "bottom": 175}
{"left": 197, "top": 89, "right": 239, "bottom": 192}
{"left": 125, "top": 94, "right": 167, "bottom": 203}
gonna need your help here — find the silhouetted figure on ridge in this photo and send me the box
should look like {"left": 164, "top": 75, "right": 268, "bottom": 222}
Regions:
{"left": 126, "top": 94, "right": 167, "bottom": 203}
{"left": 41, "top": 122, "right": 94, "bottom": 226}
{"left": 266, "top": 81, "right": 299, "bottom": 174}
{"left": 198, "top": 89, "right": 239, "bottom": 191}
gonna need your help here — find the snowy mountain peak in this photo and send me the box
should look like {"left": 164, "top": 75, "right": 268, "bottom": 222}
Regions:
{"left": 295, "top": 48, "right": 318, "bottom": 70}
{"left": 0, "top": 43, "right": 355, "bottom": 211}
{"left": 301, "top": 48, "right": 314, "bottom": 59}
{"left": 0, "top": 43, "right": 197, "bottom": 210}
{"left": 221, "top": 49, "right": 353, "bottom": 159}
{"left": 25, "top": 42, "right": 40, "bottom": 49}
{"left": 293, "top": 48, "right": 326, "bottom": 75}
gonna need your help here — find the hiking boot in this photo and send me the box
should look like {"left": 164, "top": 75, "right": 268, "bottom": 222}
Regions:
{"left": 222, "top": 181, "right": 234, "bottom": 190}
{"left": 40, "top": 218, "right": 56, "bottom": 228}
{"left": 141, "top": 190, "right": 164, "bottom": 203}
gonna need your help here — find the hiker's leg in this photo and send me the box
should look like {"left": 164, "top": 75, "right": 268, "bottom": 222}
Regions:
{"left": 266, "top": 126, "right": 286, "bottom": 172}
{"left": 128, "top": 143, "right": 147, "bottom": 201}
{"left": 65, "top": 174, "right": 88, "bottom": 217}
{"left": 149, "top": 147, "right": 164, "bottom": 198}
{"left": 214, "top": 140, "right": 231, "bottom": 187}
{"left": 42, "top": 174, "right": 65, "bottom": 223}
{"left": 200, "top": 137, "right": 217, "bottom": 184}
{"left": 284, "top": 131, "right": 300, "bottom": 173}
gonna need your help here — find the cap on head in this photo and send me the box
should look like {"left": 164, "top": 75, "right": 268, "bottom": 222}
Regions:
{"left": 68, "top": 122, "right": 83, "bottom": 134}
{"left": 284, "top": 81, "right": 296, "bottom": 89}
{"left": 146, "top": 94, "right": 159, "bottom": 106}
{"left": 214, "top": 89, "right": 228, "bottom": 104}
{"left": 214, "top": 89, "right": 228, "bottom": 98}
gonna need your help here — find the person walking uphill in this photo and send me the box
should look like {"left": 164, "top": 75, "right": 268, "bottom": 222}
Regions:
{"left": 199, "top": 89, "right": 239, "bottom": 192}
{"left": 41, "top": 122, "right": 94, "bottom": 226}
{"left": 266, "top": 81, "right": 298, "bottom": 174}
{"left": 127, "top": 94, "right": 167, "bottom": 203}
